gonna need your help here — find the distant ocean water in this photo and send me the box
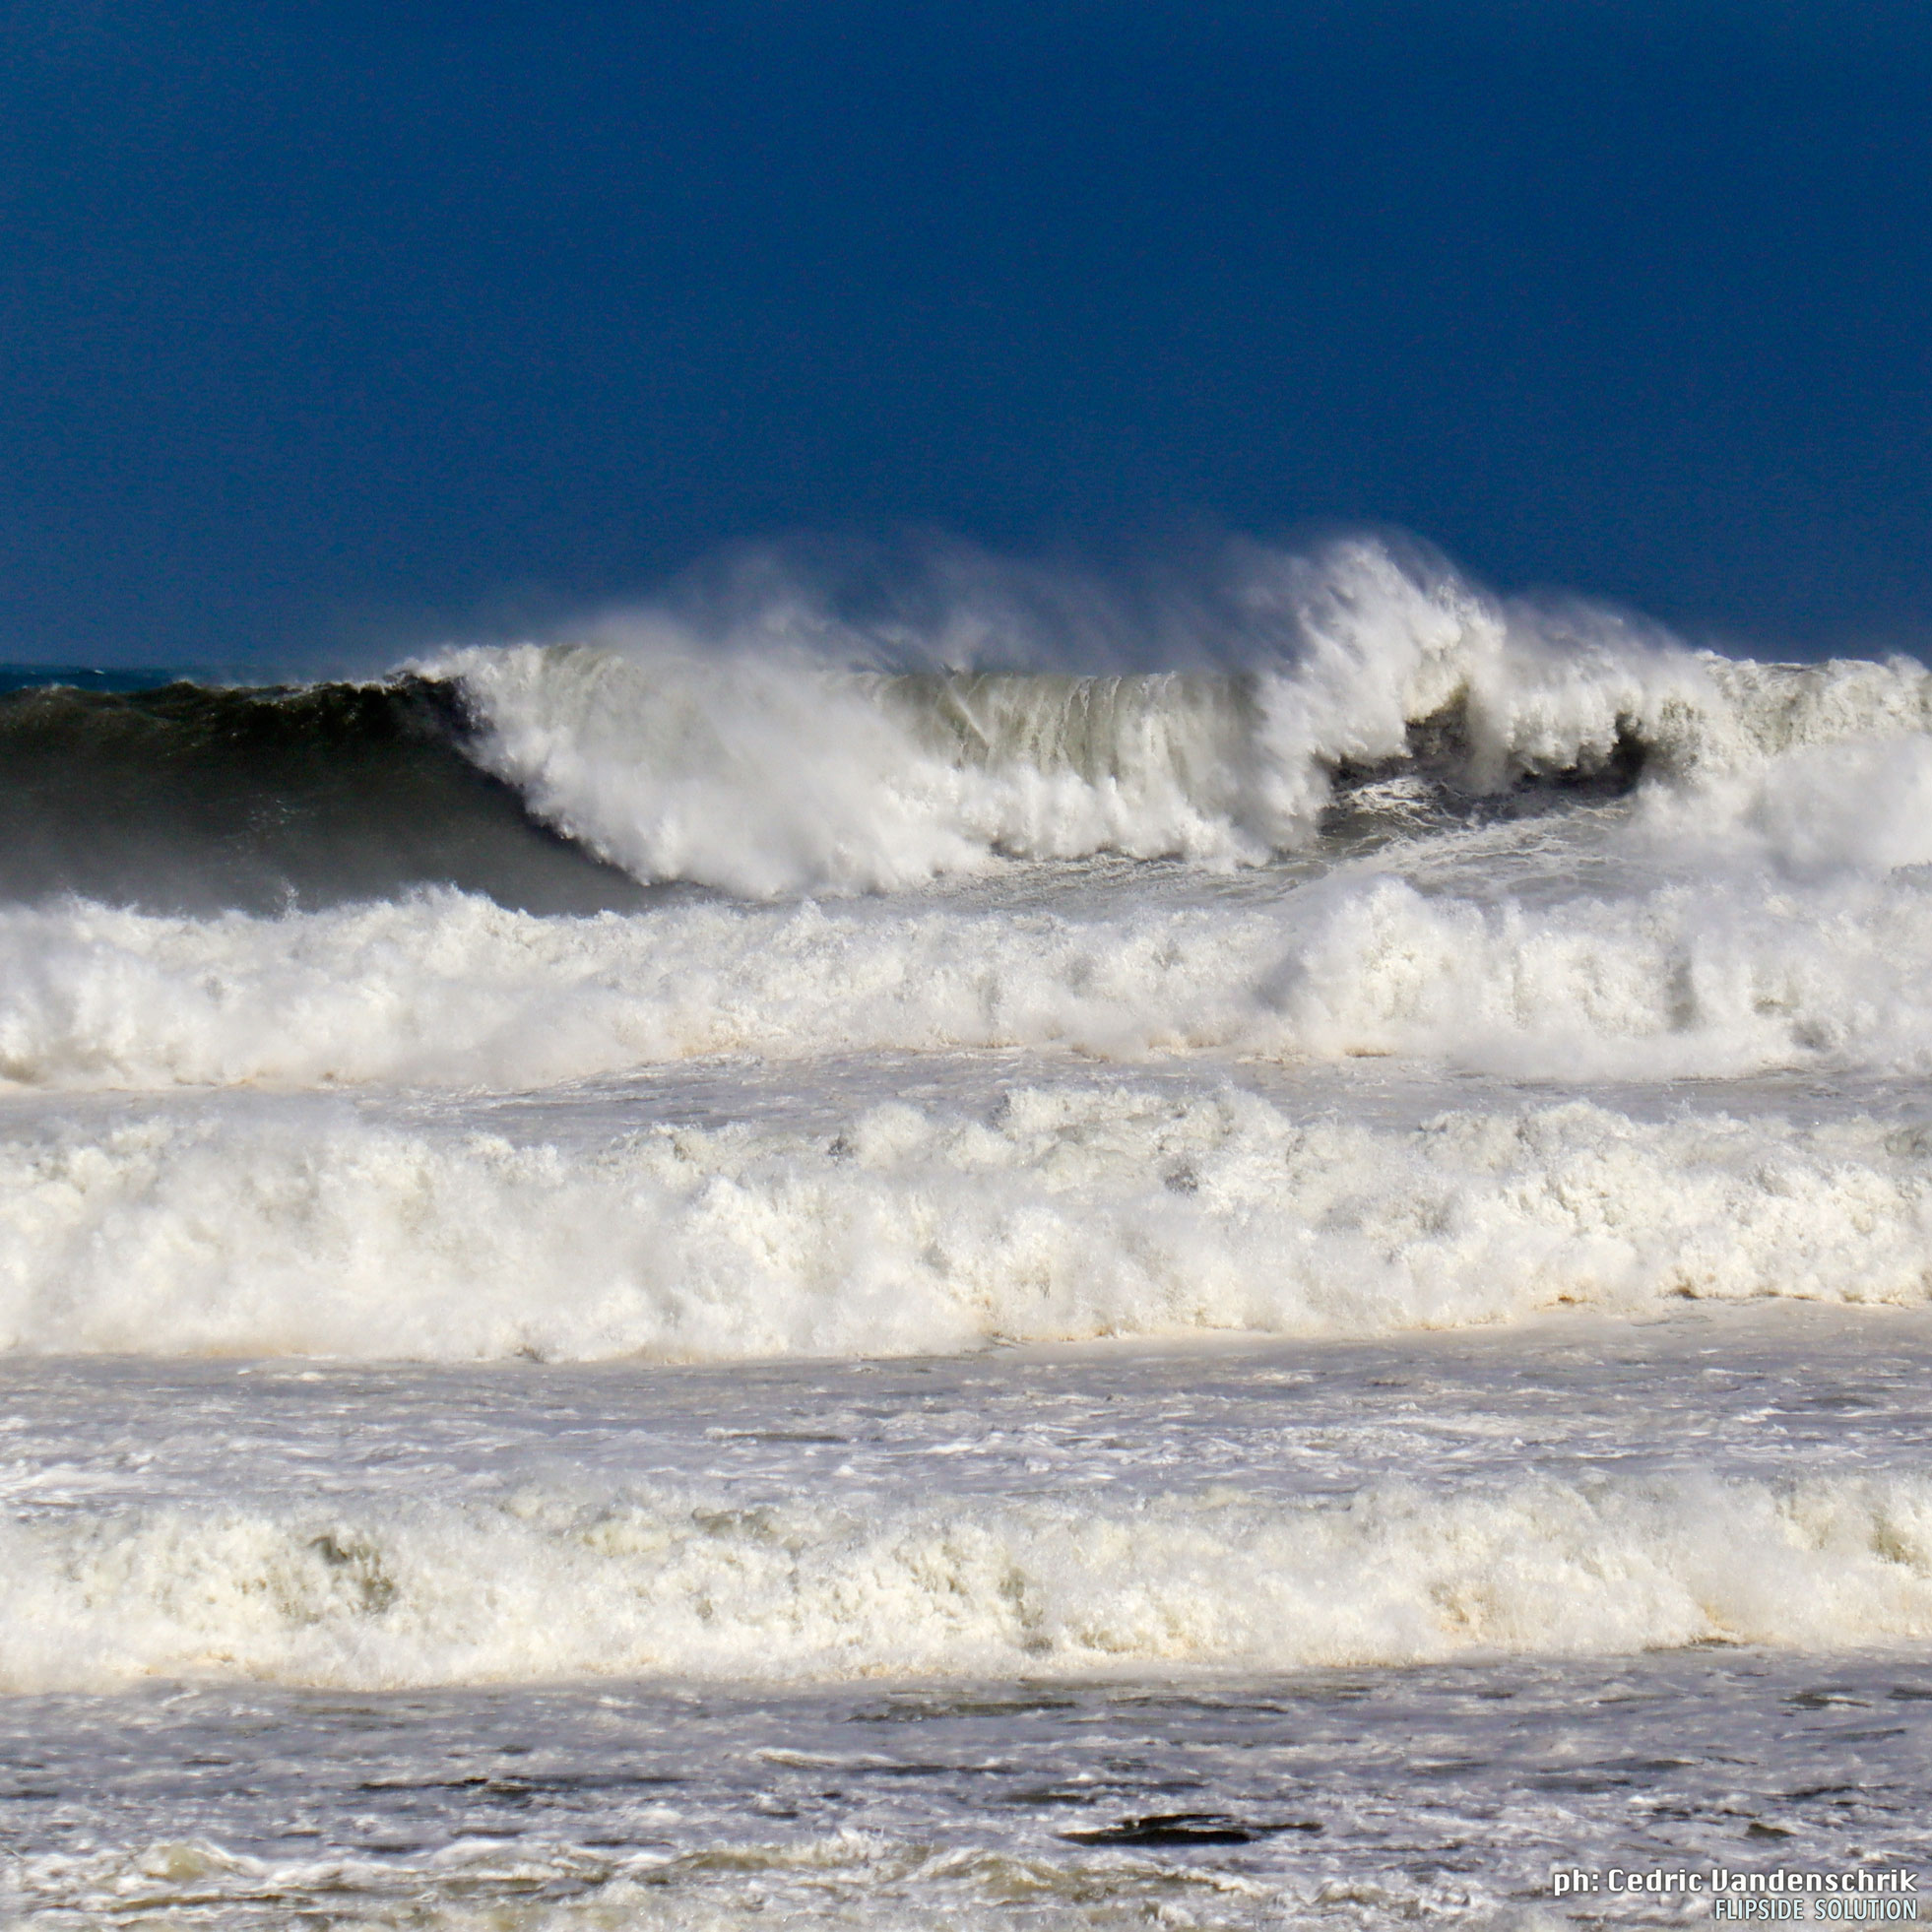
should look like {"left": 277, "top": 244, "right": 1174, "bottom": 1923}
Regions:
{"left": 2, "top": 538, "right": 1929, "bottom": 1926}
{"left": 0, "top": 663, "right": 182, "bottom": 694}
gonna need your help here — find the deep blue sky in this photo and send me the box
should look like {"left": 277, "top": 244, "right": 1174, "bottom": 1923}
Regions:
{"left": 4, "top": 0, "right": 1930, "bottom": 667}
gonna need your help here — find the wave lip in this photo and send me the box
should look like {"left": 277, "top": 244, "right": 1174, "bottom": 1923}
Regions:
{"left": 6, "top": 1469, "right": 1931, "bottom": 1693}
{"left": 426, "top": 539, "right": 1932, "bottom": 897}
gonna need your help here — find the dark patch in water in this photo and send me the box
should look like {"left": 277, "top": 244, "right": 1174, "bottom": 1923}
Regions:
{"left": 1321, "top": 699, "right": 1648, "bottom": 849}
{"left": 0, "top": 676, "right": 652, "bottom": 915}
{"left": 1061, "top": 1811, "right": 1323, "bottom": 1846}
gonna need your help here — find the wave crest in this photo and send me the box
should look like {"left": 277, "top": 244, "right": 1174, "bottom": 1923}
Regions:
{"left": 5, "top": 1091, "right": 1929, "bottom": 1362}
{"left": 429, "top": 540, "right": 1932, "bottom": 895}
{"left": 8, "top": 1468, "right": 1932, "bottom": 1692}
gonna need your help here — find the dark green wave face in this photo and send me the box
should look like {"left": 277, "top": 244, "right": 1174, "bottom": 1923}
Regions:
{"left": 0, "top": 642, "right": 1664, "bottom": 917}
{"left": 0, "top": 678, "right": 652, "bottom": 916}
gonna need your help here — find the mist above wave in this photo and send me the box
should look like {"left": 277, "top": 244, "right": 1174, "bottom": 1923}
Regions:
{"left": 426, "top": 536, "right": 1932, "bottom": 897}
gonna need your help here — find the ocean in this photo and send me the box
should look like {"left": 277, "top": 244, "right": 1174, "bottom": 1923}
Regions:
{"left": 2, "top": 538, "right": 1930, "bottom": 1927}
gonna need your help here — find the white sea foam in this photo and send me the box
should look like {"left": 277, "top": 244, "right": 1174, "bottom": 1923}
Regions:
{"left": 8, "top": 544, "right": 1932, "bottom": 1092}
{"left": 424, "top": 540, "right": 1932, "bottom": 896}
{"left": 5, "top": 1466, "right": 1931, "bottom": 1693}
{"left": 7, "top": 841, "right": 1932, "bottom": 1088}
{"left": 0, "top": 1840, "right": 1328, "bottom": 1932}
{"left": 3, "top": 1091, "right": 1928, "bottom": 1362}
{"left": 0, "top": 889, "right": 1274, "bottom": 1089}
{"left": 1264, "top": 868, "right": 1932, "bottom": 1076}
{"left": 1637, "top": 729, "right": 1932, "bottom": 874}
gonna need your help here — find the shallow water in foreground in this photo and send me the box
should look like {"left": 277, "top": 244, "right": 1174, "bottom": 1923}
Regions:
{"left": 2, "top": 1312, "right": 1930, "bottom": 1924}
{"left": 8, "top": 1649, "right": 1931, "bottom": 1930}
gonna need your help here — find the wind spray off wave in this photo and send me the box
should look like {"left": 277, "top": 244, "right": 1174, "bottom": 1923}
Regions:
{"left": 427, "top": 539, "right": 1932, "bottom": 895}
{"left": 10, "top": 538, "right": 1932, "bottom": 915}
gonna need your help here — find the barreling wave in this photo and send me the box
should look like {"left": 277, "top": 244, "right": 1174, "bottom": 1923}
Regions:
{"left": 425, "top": 538, "right": 1932, "bottom": 896}
{"left": 6, "top": 1465, "right": 1932, "bottom": 1692}
{"left": 5, "top": 1091, "right": 1930, "bottom": 1362}
{"left": 9, "top": 539, "right": 1932, "bottom": 908}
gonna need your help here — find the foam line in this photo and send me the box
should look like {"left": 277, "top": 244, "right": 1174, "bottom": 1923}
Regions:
{"left": 6, "top": 1468, "right": 1930, "bottom": 1692}
{"left": 4, "top": 1092, "right": 1928, "bottom": 1361}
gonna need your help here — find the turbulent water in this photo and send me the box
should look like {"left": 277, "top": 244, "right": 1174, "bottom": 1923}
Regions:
{"left": 4, "top": 539, "right": 1931, "bottom": 1926}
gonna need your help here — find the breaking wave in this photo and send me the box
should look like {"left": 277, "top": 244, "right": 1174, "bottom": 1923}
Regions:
{"left": 7, "top": 1466, "right": 1932, "bottom": 1692}
{"left": 7, "top": 538, "right": 1932, "bottom": 908}
{"left": 427, "top": 539, "right": 1932, "bottom": 896}
{"left": 4, "top": 1091, "right": 1930, "bottom": 1362}
{"left": 7, "top": 850, "right": 1932, "bottom": 1089}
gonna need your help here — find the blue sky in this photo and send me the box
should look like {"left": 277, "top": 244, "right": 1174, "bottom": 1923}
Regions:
{"left": 4, "top": 1, "right": 1930, "bottom": 666}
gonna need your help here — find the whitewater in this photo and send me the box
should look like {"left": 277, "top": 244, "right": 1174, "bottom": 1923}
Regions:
{"left": 3, "top": 537, "right": 1930, "bottom": 1927}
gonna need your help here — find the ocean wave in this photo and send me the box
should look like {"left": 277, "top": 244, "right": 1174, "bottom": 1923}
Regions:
{"left": 428, "top": 538, "right": 1932, "bottom": 896}
{"left": 8, "top": 540, "right": 1932, "bottom": 912}
{"left": 6, "top": 1466, "right": 1930, "bottom": 1692}
{"left": 6, "top": 847, "right": 1932, "bottom": 1089}
{"left": 0, "top": 676, "right": 645, "bottom": 916}
{"left": 4, "top": 1091, "right": 1928, "bottom": 1362}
